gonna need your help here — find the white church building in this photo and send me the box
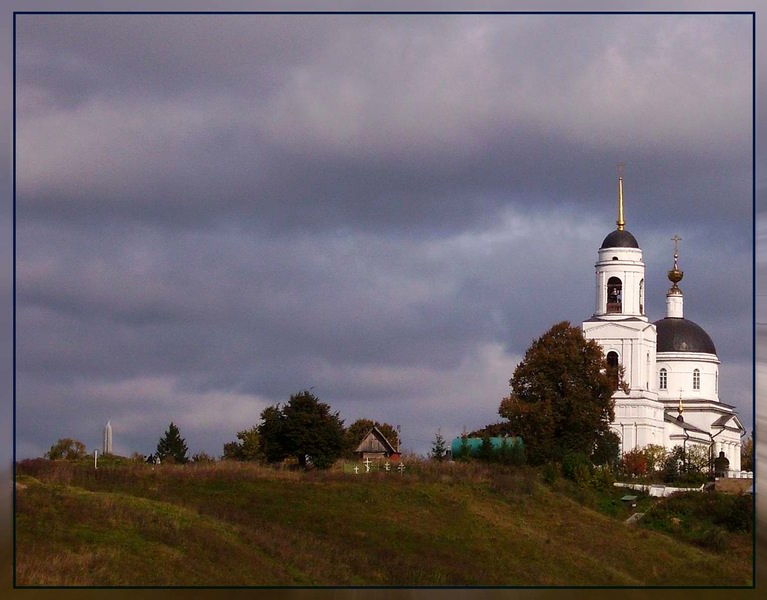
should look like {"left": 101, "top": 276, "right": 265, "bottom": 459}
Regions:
{"left": 582, "top": 173, "right": 745, "bottom": 470}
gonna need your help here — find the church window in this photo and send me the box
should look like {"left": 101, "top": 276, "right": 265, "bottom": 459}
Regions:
{"left": 639, "top": 279, "right": 645, "bottom": 315}
{"left": 715, "top": 372, "right": 718, "bottom": 394}
{"left": 607, "top": 277, "right": 622, "bottom": 313}
{"left": 606, "top": 351, "right": 620, "bottom": 387}
{"left": 693, "top": 369, "right": 700, "bottom": 390}
{"left": 659, "top": 368, "right": 667, "bottom": 390}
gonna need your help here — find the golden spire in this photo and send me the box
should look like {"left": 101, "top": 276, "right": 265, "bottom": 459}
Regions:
{"left": 617, "top": 162, "right": 625, "bottom": 231}
{"left": 667, "top": 234, "right": 684, "bottom": 292}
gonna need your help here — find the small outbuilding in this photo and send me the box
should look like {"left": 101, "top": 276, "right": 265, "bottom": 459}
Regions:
{"left": 355, "top": 426, "right": 400, "bottom": 462}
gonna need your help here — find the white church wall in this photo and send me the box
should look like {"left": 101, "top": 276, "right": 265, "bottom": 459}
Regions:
{"left": 583, "top": 322, "right": 657, "bottom": 395}
{"left": 656, "top": 353, "right": 720, "bottom": 401}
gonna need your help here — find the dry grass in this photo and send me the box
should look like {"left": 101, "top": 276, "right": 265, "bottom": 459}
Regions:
{"left": 14, "top": 460, "right": 754, "bottom": 587}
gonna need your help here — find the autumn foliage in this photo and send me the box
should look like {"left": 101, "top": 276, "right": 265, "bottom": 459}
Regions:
{"left": 498, "top": 321, "right": 616, "bottom": 464}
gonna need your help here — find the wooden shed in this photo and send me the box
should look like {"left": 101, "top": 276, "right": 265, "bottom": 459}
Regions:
{"left": 354, "top": 426, "right": 400, "bottom": 462}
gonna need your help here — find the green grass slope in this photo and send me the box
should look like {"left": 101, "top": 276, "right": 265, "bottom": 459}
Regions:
{"left": 14, "top": 461, "right": 753, "bottom": 587}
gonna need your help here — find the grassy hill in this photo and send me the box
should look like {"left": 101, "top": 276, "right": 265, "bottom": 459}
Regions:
{"left": 14, "top": 459, "right": 753, "bottom": 587}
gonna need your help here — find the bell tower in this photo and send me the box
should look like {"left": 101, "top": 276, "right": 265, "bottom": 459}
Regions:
{"left": 592, "top": 165, "right": 647, "bottom": 321}
{"left": 583, "top": 166, "right": 662, "bottom": 451}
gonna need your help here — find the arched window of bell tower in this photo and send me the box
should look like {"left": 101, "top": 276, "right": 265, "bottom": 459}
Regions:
{"left": 607, "top": 277, "right": 622, "bottom": 313}
{"left": 606, "top": 351, "right": 620, "bottom": 387}
{"left": 639, "top": 279, "right": 645, "bottom": 315}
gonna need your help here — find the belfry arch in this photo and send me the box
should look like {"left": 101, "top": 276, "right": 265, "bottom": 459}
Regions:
{"left": 607, "top": 277, "right": 622, "bottom": 313}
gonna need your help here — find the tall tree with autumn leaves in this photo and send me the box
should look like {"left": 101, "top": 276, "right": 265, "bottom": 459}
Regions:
{"left": 498, "top": 321, "right": 618, "bottom": 464}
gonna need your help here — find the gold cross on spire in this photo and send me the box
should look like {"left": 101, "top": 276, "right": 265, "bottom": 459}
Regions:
{"left": 617, "top": 162, "right": 625, "bottom": 231}
{"left": 672, "top": 234, "right": 681, "bottom": 270}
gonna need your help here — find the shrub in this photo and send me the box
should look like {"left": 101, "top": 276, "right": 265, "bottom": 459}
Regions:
{"left": 590, "top": 465, "right": 615, "bottom": 489}
{"left": 677, "top": 470, "right": 708, "bottom": 487}
{"left": 541, "top": 462, "right": 560, "bottom": 485}
{"left": 192, "top": 452, "right": 215, "bottom": 463}
{"left": 620, "top": 448, "right": 649, "bottom": 478}
{"left": 711, "top": 493, "right": 753, "bottom": 533}
{"left": 695, "top": 526, "right": 728, "bottom": 553}
{"left": 642, "top": 444, "right": 668, "bottom": 474}
{"left": 561, "top": 452, "right": 593, "bottom": 486}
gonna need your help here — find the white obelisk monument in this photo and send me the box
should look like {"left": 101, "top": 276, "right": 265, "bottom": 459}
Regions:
{"left": 103, "top": 420, "right": 113, "bottom": 455}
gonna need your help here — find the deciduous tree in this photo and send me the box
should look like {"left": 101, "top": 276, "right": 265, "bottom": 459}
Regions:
{"left": 591, "top": 430, "right": 621, "bottom": 466}
{"left": 222, "top": 426, "right": 263, "bottom": 461}
{"left": 45, "top": 438, "right": 86, "bottom": 460}
{"left": 258, "top": 390, "right": 345, "bottom": 469}
{"left": 741, "top": 433, "right": 753, "bottom": 472}
{"left": 498, "top": 321, "right": 616, "bottom": 464}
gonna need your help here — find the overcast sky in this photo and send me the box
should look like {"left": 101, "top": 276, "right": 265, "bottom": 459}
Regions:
{"left": 13, "top": 10, "right": 756, "bottom": 459}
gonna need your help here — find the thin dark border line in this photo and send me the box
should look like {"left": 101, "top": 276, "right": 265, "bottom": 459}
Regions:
{"left": 751, "top": 10, "right": 757, "bottom": 589}
{"left": 10, "top": 10, "right": 758, "bottom": 16}
{"left": 11, "top": 9, "right": 757, "bottom": 590}
{"left": 10, "top": 583, "right": 759, "bottom": 591}
{"left": 12, "top": 9, "right": 17, "bottom": 590}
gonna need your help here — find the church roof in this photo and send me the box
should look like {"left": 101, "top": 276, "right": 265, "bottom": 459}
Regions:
{"left": 654, "top": 317, "right": 717, "bottom": 355}
{"left": 711, "top": 414, "right": 734, "bottom": 427}
{"left": 600, "top": 228, "right": 639, "bottom": 249}
{"left": 664, "top": 413, "right": 708, "bottom": 434}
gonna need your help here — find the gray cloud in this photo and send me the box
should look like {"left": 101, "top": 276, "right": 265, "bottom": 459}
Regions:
{"left": 14, "top": 12, "right": 753, "bottom": 458}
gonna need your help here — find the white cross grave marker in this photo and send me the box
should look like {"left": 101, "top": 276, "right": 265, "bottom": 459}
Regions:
{"left": 384, "top": 461, "right": 390, "bottom": 472}
{"left": 363, "top": 458, "right": 372, "bottom": 473}
{"left": 398, "top": 462, "right": 405, "bottom": 474}
{"left": 354, "top": 465, "right": 359, "bottom": 475}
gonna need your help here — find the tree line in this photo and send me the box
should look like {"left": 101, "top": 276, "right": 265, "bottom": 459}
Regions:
{"left": 41, "top": 321, "right": 754, "bottom": 476}
{"left": 42, "top": 390, "right": 400, "bottom": 469}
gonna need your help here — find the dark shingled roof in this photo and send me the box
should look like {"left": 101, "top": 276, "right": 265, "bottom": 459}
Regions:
{"left": 654, "top": 317, "right": 717, "bottom": 354}
{"left": 664, "top": 412, "right": 708, "bottom": 434}
{"left": 600, "top": 229, "right": 639, "bottom": 249}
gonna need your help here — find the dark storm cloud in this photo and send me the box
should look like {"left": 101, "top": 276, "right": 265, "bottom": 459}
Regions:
{"left": 16, "top": 211, "right": 596, "bottom": 383}
{"left": 17, "top": 14, "right": 750, "bottom": 234}
{"left": 14, "top": 12, "right": 753, "bottom": 457}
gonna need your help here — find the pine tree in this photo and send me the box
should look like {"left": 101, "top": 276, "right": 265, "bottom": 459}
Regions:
{"left": 456, "top": 429, "right": 472, "bottom": 461}
{"left": 429, "top": 428, "right": 448, "bottom": 461}
{"left": 156, "top": 422, "right": 189, "bottom": 464}
{"left": 478, "top": 434, "right": 495, "bottom": 462}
